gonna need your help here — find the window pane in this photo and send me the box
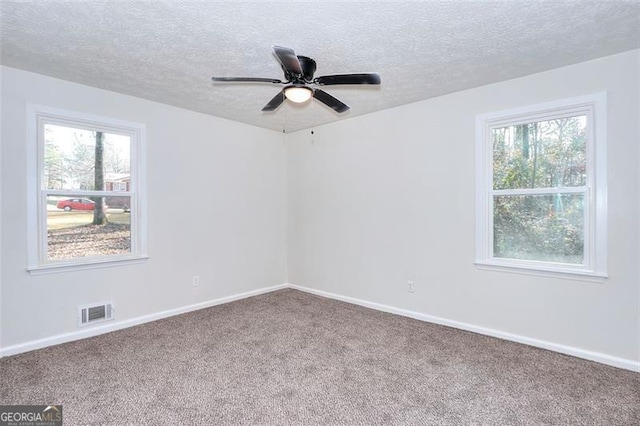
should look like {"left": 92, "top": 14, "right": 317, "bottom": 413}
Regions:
{"left": 493, "top": 194, "right": 584, "bottom": 264}
{"left": 47, "top": 194, "right": 131, "bottom": 261}
{"left": 492, "top": 116, "right": 586, "bottom": 190}
{"left": 44, "top": 124, "right": 131, "bottom": 191}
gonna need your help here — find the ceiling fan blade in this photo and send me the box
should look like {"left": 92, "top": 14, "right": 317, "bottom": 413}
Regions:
{"left": 272, "top": 46, "right": 303, "bottom": 76}
{"left": 313, "top": 89, "right": 350, "bottom": 113}
{"left": 212, "top": 77, "right": 283, "bottom": 84}
{"left": 262, "top": 90, "right": 285, "bottom": 112}
{"left": 314, "top": 73, "right": 381, "bottom": 86}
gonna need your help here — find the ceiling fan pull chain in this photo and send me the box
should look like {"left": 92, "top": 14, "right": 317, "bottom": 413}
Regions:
{"left": 310, "top": 94, "right": 316, "bottom": 140}
{"left": 282, "top": 99, "right": 287, "bottom": 134}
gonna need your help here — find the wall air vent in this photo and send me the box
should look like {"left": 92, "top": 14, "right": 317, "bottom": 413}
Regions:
{"left": 78, "top": 301, "right": 114, "bottom": 327}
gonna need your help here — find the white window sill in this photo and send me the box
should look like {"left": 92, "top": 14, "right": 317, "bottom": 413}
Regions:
{"left": 474, "top": 261, "right": 607, "bottom": 283}
{"left": 28, "top": 255, "right": 149, "bottom": 275}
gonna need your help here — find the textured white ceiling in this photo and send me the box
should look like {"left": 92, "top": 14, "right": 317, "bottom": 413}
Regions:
{"left": 1, "top": 1, "right": 639, "bottom": 132}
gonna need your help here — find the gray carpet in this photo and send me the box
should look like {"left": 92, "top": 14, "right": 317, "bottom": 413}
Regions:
{"left": 1, "top": 289, "right": 638, "bottom": 425}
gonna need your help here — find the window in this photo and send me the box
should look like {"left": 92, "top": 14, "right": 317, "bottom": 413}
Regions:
{"left": 475, "top": 94, "right": 607, "bottom": 279}
{"left": 111, "top": 181, "right": 128, "bottom": 192}
{"left": 27, "top": 106, "right": 147, "bottom": 273}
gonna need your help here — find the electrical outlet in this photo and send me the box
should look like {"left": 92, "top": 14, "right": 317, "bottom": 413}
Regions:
{"left": 408, "top": 280, "right": 415, "bottom": 293}
{"left": 192, "top": 276, "right": 200, "bottom": 287}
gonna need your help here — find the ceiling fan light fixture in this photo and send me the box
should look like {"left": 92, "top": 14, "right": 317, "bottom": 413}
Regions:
{"left": 284, "top": 86, "right": 313, "bottom": 103}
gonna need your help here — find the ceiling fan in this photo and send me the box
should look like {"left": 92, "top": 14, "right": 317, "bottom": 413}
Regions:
{"left": 211, "top": 46, "right": 381, "bottom": 113}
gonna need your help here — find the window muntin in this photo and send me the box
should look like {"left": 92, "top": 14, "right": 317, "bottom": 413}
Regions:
{"left": 28, "top": 107, "right": 146, "bottom": 273}
{"left": 476, "top": 94, "right": 606, "bottom": 278}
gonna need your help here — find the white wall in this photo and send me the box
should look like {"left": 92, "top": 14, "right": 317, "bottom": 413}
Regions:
{"left": 2, "top": 51, "right": 638, "bottom": 369}
{"left": 0, "top": 67, "right": 287, "bottom": 348}
{"left": 287, "top": 50, "right": 639, "bottom": 366}
{"left": 0, "top": 67, "right": 4, "bottom": 351}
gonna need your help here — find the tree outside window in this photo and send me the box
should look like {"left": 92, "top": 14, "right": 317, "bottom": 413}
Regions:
{"left": 492, "top": 116, "right": 586, "bottom": 264}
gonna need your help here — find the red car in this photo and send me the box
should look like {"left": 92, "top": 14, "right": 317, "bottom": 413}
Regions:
{"left": 56, "top": 198, "right": 95, "bottom": 211}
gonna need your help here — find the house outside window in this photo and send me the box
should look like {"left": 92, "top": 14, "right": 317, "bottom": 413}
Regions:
{"left": 27, "top": 106, "right": 147, "bottom": 273}
{"left": 475, "top": 94, "right": 607, "bottom": 279}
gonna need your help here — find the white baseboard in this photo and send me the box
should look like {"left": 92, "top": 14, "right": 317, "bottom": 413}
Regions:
{"left": 289, "top": 284, "right": 640, "bottom": 373}
{"left": 3, "top": 282, "right": 638, "bottom": 373}
{"left": 0, "top": 283, "right": 288, "bottom": 358}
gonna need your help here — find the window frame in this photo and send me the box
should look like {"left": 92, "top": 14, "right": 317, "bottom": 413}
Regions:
{"left": 475, "top": 93, "right": 607, "bottom": 281}
{"left": 27, "top": 105, "right": 148, "bottom": 274}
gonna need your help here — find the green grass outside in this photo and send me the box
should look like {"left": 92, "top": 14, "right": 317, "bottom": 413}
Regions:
{"left": 47, "top": 210, "right": 130, "bottom": 230}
